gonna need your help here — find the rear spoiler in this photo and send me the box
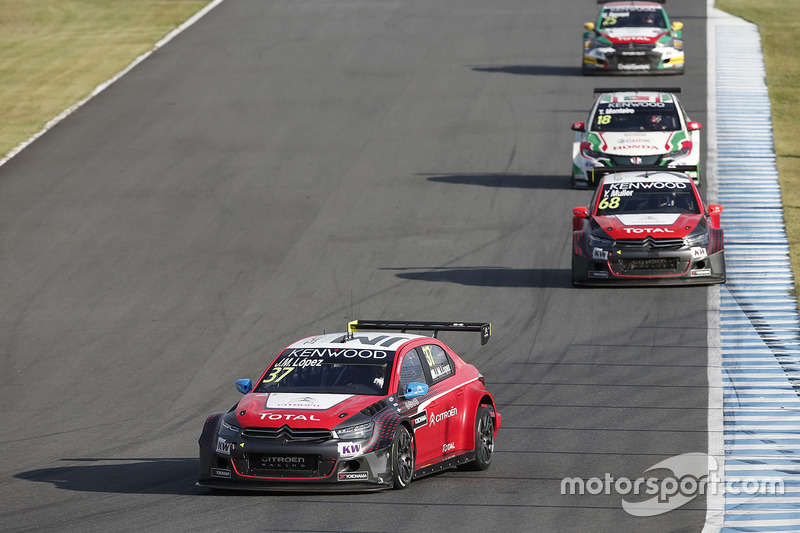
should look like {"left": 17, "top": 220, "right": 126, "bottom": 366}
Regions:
{"left": 593, "top": 87, "right": 681, "bottom": 94}
{"left": 347, "top": 320, "right": 492, "bottom": 346}
{"left": 589, "top": 165, "right": 698, "bottom": 184}
{"left": 598, "top": 0, "right": 664, "bottom": 3}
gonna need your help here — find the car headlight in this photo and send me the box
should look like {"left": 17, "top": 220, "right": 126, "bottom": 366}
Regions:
{"left": 589, "top": 234, "right": 614, "bottom": 247}
{"left": 580, "top": 141, "right": 607, "bottom": 162}
{"left": 661, "top": 142, "right": 692, "bottom": 163}
{"left": 220, "top": 419, "right": 243, "bottom": 437}
{"left": 684, "top": 233, "right": 709, "bottom": 247}
{"left": 333, "top": 422, "right": 374, "bottom": 440}
{"left": 656, "top": 38, "right": 675, "bottom": 49}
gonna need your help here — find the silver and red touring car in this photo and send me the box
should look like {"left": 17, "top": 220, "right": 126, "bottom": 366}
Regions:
{"left": 582, "top": 0, "right": 685, "bottom": 75}
{"left": 571, "top": 88, "right": 702, "bottom": 188}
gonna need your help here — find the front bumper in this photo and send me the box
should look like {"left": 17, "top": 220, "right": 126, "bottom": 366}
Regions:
{"left": 198, "top": 418, "right": 395, "bottom": 491}
{"left": 583, "top": 47, "right": 684, "bottom": 75}
{"left": 572, "top": 161, "right": 699, "bottom": 189}
{"left": 572, "top": 243, "right": 726, "bottom": 287}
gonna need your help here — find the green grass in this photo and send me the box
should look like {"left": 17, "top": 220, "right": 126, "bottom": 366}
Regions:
{"left": 0, "top": 0, "right": 207, "bottom": 157}
{"left": 715, "top": 0, "right": 800, "bottom": 293}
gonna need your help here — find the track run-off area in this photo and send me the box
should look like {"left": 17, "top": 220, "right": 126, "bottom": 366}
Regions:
{"left": 708, "top": 4, "right": 800, "bottom": 532}
{"left": 1, "top": 1, "right": 797, "bottom": 531}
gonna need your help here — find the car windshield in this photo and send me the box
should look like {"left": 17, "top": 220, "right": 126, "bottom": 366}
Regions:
{"left": 599, "top": 7, "right": 666, "bottom": 29}
{"left": 595, "top": 183, "right": 700, "bottom": 216}
{"left": 592, "top": 101, "right": 681, "bottom": 132}
{"left": 254, "top": 349, "right": 392, "bottom": 395}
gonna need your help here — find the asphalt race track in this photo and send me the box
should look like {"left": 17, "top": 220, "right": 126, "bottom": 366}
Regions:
{"left": 0, "top": 0, "right": 710, "bottom": 531}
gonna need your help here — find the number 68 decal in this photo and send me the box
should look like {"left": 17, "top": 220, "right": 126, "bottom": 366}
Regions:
{"left": 598, "top": 197, "right": 620, "bottom": 210}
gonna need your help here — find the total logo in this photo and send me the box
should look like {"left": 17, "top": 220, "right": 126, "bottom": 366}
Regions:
{"left": 259, "top": 413, "right": 321, "bottom": 421}
{"left": 428, "top": 407, "right": 457, "bottom": 427}
{"left": 622, "top": 227, "right": 675, "bottom": 234}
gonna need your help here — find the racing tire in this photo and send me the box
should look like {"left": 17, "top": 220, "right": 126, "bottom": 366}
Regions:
{"left": 391, "top": 425, "right": 415, "bottom": 489}
{"left": 571, "top": 254, "right": 581, "bottom": 286}
{"left": 461, "top": 406, "right": 494, "bottom": 471}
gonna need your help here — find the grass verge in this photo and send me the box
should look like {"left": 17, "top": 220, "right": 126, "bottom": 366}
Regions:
{"left": 0, "top": 0, "right": 208, "bottom": 158}
{"left": 715, "top": 0, "right": 800, "bottom": 293}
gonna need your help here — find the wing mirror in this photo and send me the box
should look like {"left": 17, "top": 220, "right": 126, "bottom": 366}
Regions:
{"left": 687, "top": 121, "right": 702, "bottom": 131}
{"left": 573, "top": 206, "right": 589, "bottom": 219}
{"left": 573, "top": 206, "right": 589, "bottom": 231}
{"left": 571, "top": 121, "right": 586, "bottom": 132}
{"left": 235, "top": 379, "right": 253, "bottom": 394}
{"left": 672, "top": 21, "right": 684, "bottom": 32}
{"left": 708, "top": 204, "right": 723, "bottom": 226}
{"left": 404, "top": 382, "right": 429, "bottom": 399}
{"left": 584, "top": 22, "right": 595, "bottom": 31}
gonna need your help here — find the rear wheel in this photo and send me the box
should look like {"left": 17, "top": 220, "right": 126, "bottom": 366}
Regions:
{"left": 463, "top": 406, "right": 494, "bottom": 471}
{"left": 391, "top": 425, "right": 414, "bottom": 489}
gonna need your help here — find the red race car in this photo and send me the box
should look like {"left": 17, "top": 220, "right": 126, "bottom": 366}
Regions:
{"left": 198, "top": 320, "right": 501, "bottom": 491}
{"left": 572, "top": 167, "right": 725, "bottom": 286}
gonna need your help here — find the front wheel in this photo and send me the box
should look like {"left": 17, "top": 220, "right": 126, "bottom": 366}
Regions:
{"left": 462, "top": 406, "right": 494, "bottom": 471}
{"left": 391, "top": 425, "right": 415, "bottom": 489}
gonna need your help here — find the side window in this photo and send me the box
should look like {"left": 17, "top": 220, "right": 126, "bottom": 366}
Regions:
{"left": 398, "top": 349, "right": 427, "bottom": 396}
{"left": 420, "top": 344, "right": 454, "bottom": 382}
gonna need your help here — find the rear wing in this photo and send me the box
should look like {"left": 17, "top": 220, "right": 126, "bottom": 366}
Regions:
{"left": 348, "top": 320, "right": 492, "bottom": 346}
{"left": 589, "top": 165, "right": 698, "bottom": 184}
{"left": 593, "top": 87, "right": 681, "bottom": 94}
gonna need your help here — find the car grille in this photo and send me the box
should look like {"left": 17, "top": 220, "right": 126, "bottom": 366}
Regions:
{"left": 232, "top": 453, "right": 336, "bottom": 479}
{"left": 612, "top": 42, "right": 656, "bottom": 52}
{"left": 616, "top": 237, "right": 685, "bottom": 250}
{"left": 241, "top": 425, "right": 332, "bottom": 443}
{"left": 608, "top": 48, "right": 660, "bottom": 69}
{"left": 613, "top": 257, "right": 679, "bottom": 273}
{"left": 248, "top": 453, "right": 319, "bottom": 472}
{"left": 608, "top": 155, "right": 662, "bottom": 166}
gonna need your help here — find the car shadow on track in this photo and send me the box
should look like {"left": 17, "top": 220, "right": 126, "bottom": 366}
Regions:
{"left": 421, "top": 173, "right": 571, "bottom": 190}
{"left": 15, "top": 458, "right": 203, "bottom": 495}
{"left": 470, "top": 65, "right": 583, "bottom": 77}
{"left": 385, "top": 267, "right": 572, "bottom": 289}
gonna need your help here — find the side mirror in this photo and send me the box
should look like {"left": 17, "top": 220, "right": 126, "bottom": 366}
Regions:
{"left": 573, "top": 207, "right": 589, "bottom": 231}
{"left": 708, "top": 204, "right": 723, "bottom": 227}
{"left": 235, "top": 379, "right": 252, "bottom": 394}
{"left": 687, "top": 121, "right": 702, "bottom": 131}
{"left": 571, "top": 121, "right": 586, "bottom": 132}
{"left": 404, "top": 382, "right": 429, "bottom": 399}
{"left": 672, "top": 21, "right": 684, "bottom": 31}
{"left": 573, "top": 206, "right": 589, "bottom": 219}
{"left": 584, "top": 22, "right": 595, "bottom": 31}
